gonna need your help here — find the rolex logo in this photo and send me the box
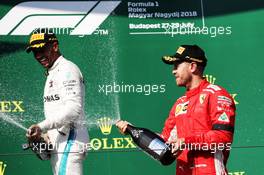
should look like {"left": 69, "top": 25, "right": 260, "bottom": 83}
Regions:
{"left": 97, "top": 117, "right": 113, "bottom": 135}
{"left": 205, "top": 74, "right": 216, "bottom": 84}
{"left": 0, "top": 161, "right": 7, "bottom": 175}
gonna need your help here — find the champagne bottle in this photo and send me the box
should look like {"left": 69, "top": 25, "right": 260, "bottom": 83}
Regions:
{"left": 125, "top": 124, "right": 175, "bottom": 166}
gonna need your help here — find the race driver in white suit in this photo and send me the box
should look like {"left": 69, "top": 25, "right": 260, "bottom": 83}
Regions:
{"left": 26, "top": 29, "right": 89, "bottom": 175}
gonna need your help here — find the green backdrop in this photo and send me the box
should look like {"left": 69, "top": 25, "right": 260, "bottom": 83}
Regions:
{"left": 1, "top": 0, "right": 264, "bottom": 175}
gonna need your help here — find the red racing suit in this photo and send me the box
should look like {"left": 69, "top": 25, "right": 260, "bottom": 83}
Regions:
{"left": 161, "top": 80, "right": 236, "bottom": 175}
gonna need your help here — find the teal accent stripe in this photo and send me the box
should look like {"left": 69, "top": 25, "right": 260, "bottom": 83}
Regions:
{"left": 58, "top": 128, "right": 76, "bottom": 175}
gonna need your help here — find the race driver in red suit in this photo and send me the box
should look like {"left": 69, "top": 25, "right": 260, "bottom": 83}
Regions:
{"left": 116, "top": 45, "right": 236, "bottom": 175}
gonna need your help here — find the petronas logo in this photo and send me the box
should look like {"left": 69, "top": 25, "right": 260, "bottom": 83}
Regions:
{"left": 97, "top": 117, "right": 113, "bottom": 135}
{"left": 205, "top": 74, "right": 216, "bottom": 84}
{"left": 0, "top": 161, "right": 7, "bottom": 175}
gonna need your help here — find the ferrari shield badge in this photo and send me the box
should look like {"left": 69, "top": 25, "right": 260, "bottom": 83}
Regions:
{"left": 199, "top": 94, "right": 206, "bottom": 104}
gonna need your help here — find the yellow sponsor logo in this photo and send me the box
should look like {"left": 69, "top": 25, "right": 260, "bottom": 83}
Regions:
{"left": 175, "top": 105, "right": 182, "bottom": 115}
{"left": 175, "top": 102, "right": 188, "bottom": 116}
{"left": 97, "top": 117, "right": 112, "bottom": 135}
{"left": 89, "top": 137, "right": 136, "bottom": 150}
{"left": 163, "top": 56, "right": 176, "bottom": 62}
{"left": 205, "top": 74, "right": 216, "bottom": 84}
{"left": 30, "top": 33, "right": 44, "bottom": 43}
{"left": 0, "top": 101, "right": 24, "bottom": 112}
{"left": 0, "top": 161, "right": 7, "bottom": 175}
{"left": 31, "top": 43, "right": 45, "bottom": 48}
{"left": 176, "top": 46, "right": 185, "bottom": 54}
{"left": 230, "top": 93, "right": 239, "bottom": 105}
{"left": 89, "top": 117, "right": 137, "bottom": 151}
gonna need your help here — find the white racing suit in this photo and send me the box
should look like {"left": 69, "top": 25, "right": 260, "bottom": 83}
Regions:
{"left": 38, "top": 56, "right": 89, "bottom": 175}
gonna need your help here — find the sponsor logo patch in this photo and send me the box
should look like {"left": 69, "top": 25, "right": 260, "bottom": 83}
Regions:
{"left": 176, "top": 46, "right": 185, "bottom": 54}
{"left": 44, "top": 94, "right": 60, "bottom": 102}
{"left": 30, "top": 33, "right": 44, "bottom": 43}
{"left": 199, "top": 94, "right": 207, "bottom": 104}
{"left": 175, "top": 101, "right": 189, "bottom": 116}
{"left": 218, "top": 96, "right": 232, "bottom": 104}
{"left": 218, "top": 112, "right": 230, "bottom": 122}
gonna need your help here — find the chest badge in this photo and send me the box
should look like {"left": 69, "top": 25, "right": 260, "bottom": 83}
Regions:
{"left": 175, "top": 101, "right": 189, "bottom": 116}
{"left": 199, "top": 94, "right": 207, "bottom": 104}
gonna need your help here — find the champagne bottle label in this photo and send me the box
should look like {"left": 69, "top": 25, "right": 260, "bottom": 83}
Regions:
{"left": 148, "top": 138, "right": 167, "bottom": 155}
{"left": 131, "top": 129, "right": 143, "bottom": 138}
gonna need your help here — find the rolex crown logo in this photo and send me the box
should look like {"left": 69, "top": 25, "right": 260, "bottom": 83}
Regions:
{"left": 97, "top": 117, "right": 113, "bottom": 135}
{"left": 205, "top": 74, "right": 216, "bottom": 84}
{"left": 0, "top": 161, "right": 7, "bottom": 175}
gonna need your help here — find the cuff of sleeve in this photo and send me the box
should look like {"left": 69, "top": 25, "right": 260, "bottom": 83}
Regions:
{"left": 38, "top": 120, "right": 50, "bottom": 132}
